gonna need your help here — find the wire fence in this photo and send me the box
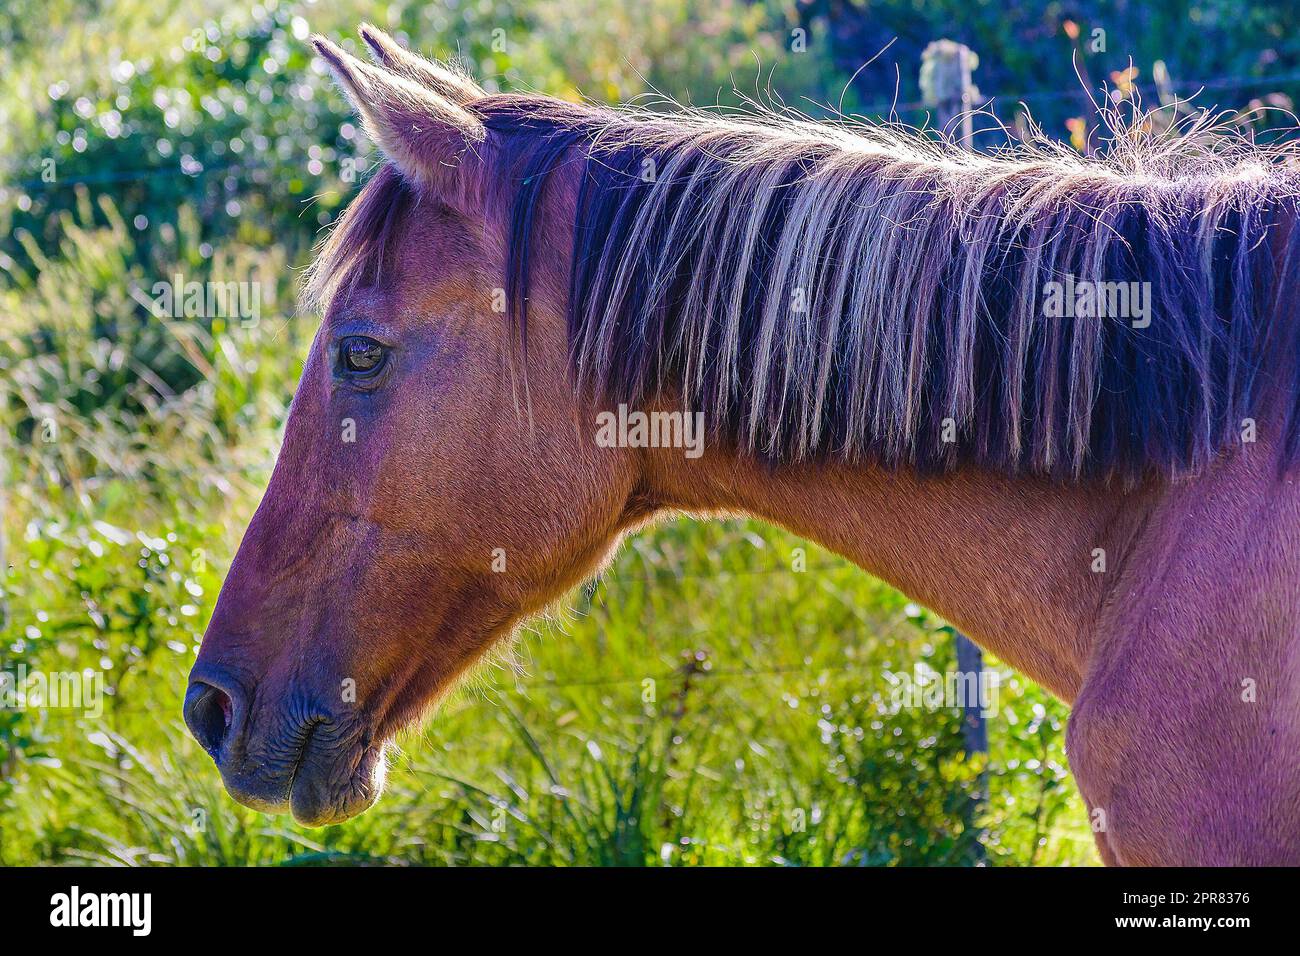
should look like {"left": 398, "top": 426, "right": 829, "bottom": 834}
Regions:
{"left": 852, "top": 64, "right": 1300, "bottom": 116}
{"left": 2, "top": 516, "right": 941, "bottom": 708}
{"left": 1, "top": 652, "right": 1006, "bottom": 728}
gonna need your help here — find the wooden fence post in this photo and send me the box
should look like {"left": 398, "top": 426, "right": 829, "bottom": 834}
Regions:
{"left": 920, "top": 39, "right": 978, "bottom": 147}
{"left": 920, "top": 40, "right": 989, "bottom": 860}
{"left": 919, "top": 38, "right": 988, "bottom": 758}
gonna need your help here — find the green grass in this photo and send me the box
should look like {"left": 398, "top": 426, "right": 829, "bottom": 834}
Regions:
{"left": 0, "top": 496, "right": 1096, "bottom": 864}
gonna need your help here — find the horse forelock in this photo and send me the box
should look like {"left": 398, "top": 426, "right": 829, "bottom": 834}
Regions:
{"left": 301, "top": 162, "right": 415, "bottom": 314}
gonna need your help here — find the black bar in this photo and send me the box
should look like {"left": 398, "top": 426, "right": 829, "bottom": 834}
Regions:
{"left": 0, "top": 866, "right": 1279, "bottom": 942}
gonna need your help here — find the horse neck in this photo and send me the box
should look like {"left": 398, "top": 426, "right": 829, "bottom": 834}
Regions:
{"left": 639, "top": 445, "right": 1145, "bottom": 700}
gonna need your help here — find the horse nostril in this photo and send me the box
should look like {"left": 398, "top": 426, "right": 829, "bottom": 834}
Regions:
{"left": 183, "top": 681, "right": 234, "bottom": 756}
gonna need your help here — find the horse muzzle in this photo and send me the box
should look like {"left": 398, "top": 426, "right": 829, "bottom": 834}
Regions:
{"left": 183, "top": 666, "right": 386, "bottom": 826}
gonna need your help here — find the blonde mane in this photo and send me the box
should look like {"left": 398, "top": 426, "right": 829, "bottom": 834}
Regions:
{"left": 313, "top": 91, "right": 1300, "bottom": 482}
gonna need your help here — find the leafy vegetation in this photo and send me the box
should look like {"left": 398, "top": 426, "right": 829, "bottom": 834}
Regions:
{"left": 12, "top": 0, "right": 1295, "bottom": 867}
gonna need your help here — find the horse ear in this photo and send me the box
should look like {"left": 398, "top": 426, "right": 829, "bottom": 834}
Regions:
{"left": 357, "top": 23, "right": 485, "bottom": 106}
{"left": 312, "top": 35, "right": 486, "bottom": 202}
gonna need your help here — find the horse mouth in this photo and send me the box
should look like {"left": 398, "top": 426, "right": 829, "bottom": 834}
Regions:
{"left": 209, "top": 720, "right": 389, "bottom": 827}
{"left": 284, "top": 731, "right": 389, "bottom": 827}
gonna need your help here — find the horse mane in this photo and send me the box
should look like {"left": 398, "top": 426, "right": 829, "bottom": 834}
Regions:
{"left": 304, "top": 162, "right": 414, "bottom": 313}
{"left": 311, "top": 92, "right": 1300, "bottom": 483}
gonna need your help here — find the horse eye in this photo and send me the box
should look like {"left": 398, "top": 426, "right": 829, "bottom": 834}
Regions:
{"left": 339, "top": 336, "right": 385, "bottom": 375}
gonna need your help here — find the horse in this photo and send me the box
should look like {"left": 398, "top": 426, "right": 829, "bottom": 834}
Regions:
{"left": 183, "top": 24, "right": 1300, "bottom": 865}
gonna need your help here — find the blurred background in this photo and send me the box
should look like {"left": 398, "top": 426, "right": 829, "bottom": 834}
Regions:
{"left": 2, "top": 0, "right": 1298, "bottom": 866}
